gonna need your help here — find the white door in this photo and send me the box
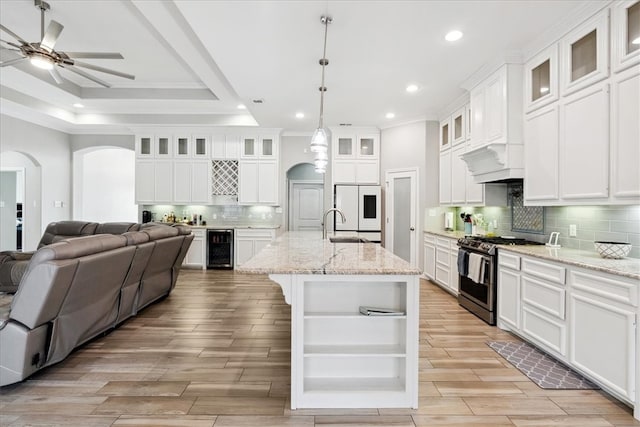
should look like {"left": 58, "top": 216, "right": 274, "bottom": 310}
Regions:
{"left": 0, "top": 171, "right": 17, "bottom": 251}
{"left": 290, "top": 182, "right": 324, "bottom": 231}
{"left": 385, "top": 168, "right": 418, "bottom": 266}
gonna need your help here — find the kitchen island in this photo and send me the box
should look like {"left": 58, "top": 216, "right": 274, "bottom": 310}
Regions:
{"left": 237, "top": 231, "right": 421, "bottom": 409}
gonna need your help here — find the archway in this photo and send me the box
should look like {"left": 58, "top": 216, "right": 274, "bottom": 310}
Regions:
{"left": 286, "top": 163, "right": 324, "bottom": 231}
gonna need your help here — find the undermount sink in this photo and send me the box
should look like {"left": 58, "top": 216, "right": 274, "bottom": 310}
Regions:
{"left": 329, "top": 236, "right": 369, "bottom": 243}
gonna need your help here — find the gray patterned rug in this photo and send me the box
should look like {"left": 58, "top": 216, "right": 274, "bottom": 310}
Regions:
{"left": 487, "top": 341, "right": 599, "bottom": 390}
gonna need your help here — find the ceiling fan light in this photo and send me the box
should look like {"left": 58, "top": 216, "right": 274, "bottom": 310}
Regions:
{"left": 30, "top": 55, "right": 54, "bottom": 70}
{"left": 310, "top": 128, "right": 328, "bottom": 153}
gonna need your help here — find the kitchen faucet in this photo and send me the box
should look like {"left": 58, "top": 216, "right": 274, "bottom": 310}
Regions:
{"left": 323, "top": 208, "right": 346, "bottom": 240}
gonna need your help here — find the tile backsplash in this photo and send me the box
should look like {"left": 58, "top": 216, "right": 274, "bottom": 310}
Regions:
{"left": 141, "top": 204, "right": 281, "bottom": 227}
{"left": 427, "top": 205, "right": 640, "bottom": 259}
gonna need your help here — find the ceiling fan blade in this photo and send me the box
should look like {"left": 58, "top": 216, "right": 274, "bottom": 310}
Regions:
{"left": 1, "top": 38, "right": 22, "bottom": 49}
{"left": 64, "top": 52, "right": 124, "bottom": 59}
{"left": 0, "top": 24, "right": 29, "bottom": 45}
{"left": 73, "top": 60, "right": 135, "bottom": 80}
{"left": 49, "top": 67, "right": 63, "bottom": 84}
{"left": 40, "top": 20, "right": 64, "bottom": 53}
{"left": 62, "top": 65, "right": 111, "bottom": 88}
{"left": 1, "top": 57, "right": 26, "bottom": 67}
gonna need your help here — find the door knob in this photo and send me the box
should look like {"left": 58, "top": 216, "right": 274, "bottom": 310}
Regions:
{"left": 410, "top": 227, "right": 415, "bottom": 231}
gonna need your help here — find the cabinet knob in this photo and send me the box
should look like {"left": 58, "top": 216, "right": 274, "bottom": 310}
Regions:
{"left": 410, "top": 227, "right": 415, "bottom": 231}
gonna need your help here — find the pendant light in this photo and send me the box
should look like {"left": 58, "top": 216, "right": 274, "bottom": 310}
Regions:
{"left": 311, "top": 15, "right": 332, "bottom": 173}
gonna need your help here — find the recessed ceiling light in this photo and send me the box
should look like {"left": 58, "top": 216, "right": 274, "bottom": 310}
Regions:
{"left": 445, "top": 30, "right": 463, "bottom": 42}
{"left": 539, "top": 87, "right": 550, "bottom": 94}
{"left": 237, "top": 104, "right": 247, "bottom": 110}
{"left": 73, "top": 103, "right": 84, "bottom": 108}
{"left": 406, "top": 84, "right": 419, "bottom": 93}
{"left": 385, "top": 112, "right": 395, "bottom": 119}
{"left": 295, "top": 112, "right": 304, "bottom": 119}
{"left": 632, "top": 37, "right": 640, "bottom": 45}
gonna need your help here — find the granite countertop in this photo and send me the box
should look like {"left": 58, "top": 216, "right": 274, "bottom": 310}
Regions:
{"left": 236, "top": 231, "right": 421, "bottom": 275}
{"left": 189, "top": 224, "right": 281, "bottom": 229}
{"left": 498, "top": 245, "right": 640, "bottom": 281}
{"left": 424, "top": 230, "right": 466, "bottom": 239}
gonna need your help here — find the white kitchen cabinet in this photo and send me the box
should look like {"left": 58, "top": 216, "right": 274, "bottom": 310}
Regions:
{"left": 135, "top": 135, "right": 154, "bottom": 158}
{"left": 238, "top": 160, "right": 278, "bottom": 205}
{"left": 154, "top": 135, "right": 173, "bottom": 158}
{"left": 241, "top": 135, "right": 278, "bottom": 159}
{"left": 612, "top": 0, "right": 640, "bottom": 72}
{"left": 497, "top": 249, "right": 639, "bottom": 414}
{"left": 469, "top": 63, "right": 523, "bottom": 149}
{"left": 234, "top": 228, "right": 276, "bottom": 267}
{"left": 497, "top": 251, "right": 521, "bottom": 331}
{"left": 569, "top": 269, "right": 637, "bottom": 404}
{"left": 524, "top": 104, "right": 560, "bottom": 202}
{"left": 465, "top": 104, "right": 472, "bottom": 141}
{"left": 524, "top": 43, "right": 559, "bottom": 112}
{"left": 135, "top": 160, "right": 173, "bottom": 204}
{"left": 183, "top": 228, "right": 206, "bottom": 269}
{"left": 192, "top": 135, "right": 210, "bottom": 158}
{"left": 450, "top": 145, "right": 467, "bottom": 205}
{"left": 174, "top": 135, "right": 191, "bottom": 158}
{"left": 173, "top": 160, "right": 210, "bottom": 204}
{"left": 439, "top": 118, "right": 451, "bottom": 151}
{"left": 452, "top": 107, "right": 466, "bottom": 146}
{"left": 135, "top": 160, "right": 155, "bottom": 203}
{"left": 423, "top": 233, "right": 436, "bottom": 280}
{"left": 212, "top": 134, "right": 239, "bottom": 159}
{"left": 331, "top": 128, "right": 380, "bottom": 185}
{"left": 427, "top": 235, "right": 458, "bottom": 296}
{"left": 560, "top": 81, "right": 609, "bottom": 200}
{"left": 438, "top": 150, "right": 451, "bottom": 205}
{"left": 611, "top": 66, "right": 640, "bottom": 199}
{"left": 560, "top": 9, "right": 609, "bottom": 96}
{"left": 333, "top": 160, "right": 379, "bottom": 185}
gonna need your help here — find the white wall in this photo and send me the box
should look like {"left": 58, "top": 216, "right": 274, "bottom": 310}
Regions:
{"left": 380, "top": 120, "right": 439, "bottom": 270}
{"left": 0, "top": 171, "right": 17, "bottom": 250}
{"left": 1, "top": 114, "right": 71, "bottom": 243}
{"left": 74, "top": 148, "right": 138, "bottom": 222}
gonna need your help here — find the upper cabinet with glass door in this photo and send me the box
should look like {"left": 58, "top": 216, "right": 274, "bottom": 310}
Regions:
{"left": 525, "top": 44, "right": 559, "bottom": 112}
{"left": 560, "top": 9, "right": 609, "bottom": 96}
{"left": 135, "top": 134, "right": 173, "bottom": 158}
{"left": 135, "top": 135, "right": 154, "bottom": 158}
{"left": 333, "top": 134, "right": 379, "bottom": 159}
{"left": 612, "top": 0, "right": 640, "bottom": 72}
{"left": 451, "top": 107, "right": 466, "bottom": 146}
{"left": 357, "top": 135, "right": 378, "bottom": 158}
{"left": 191, "top": 135, "right": 210, "bottom": 158}
{"left": 335, "top": 135, "right": 356, "bottom": 158}
{"left": 439, "top": 118, "right": 451, "bottom": 151}
{"left": 174, "top": 135, "right": 191, "bottom": 158}
{"left": 241, "top": 135, "right": 278, "bottom": 159}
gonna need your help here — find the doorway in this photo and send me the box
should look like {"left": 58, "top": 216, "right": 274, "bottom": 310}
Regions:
{"left": 286, "top": 163, "right": 324, "bottom": 231}
{"left": 0, "top": 167, "right": 25, "bottom": 251}
{"left": 384, "top": 168, "right": 418, "bottom": 266}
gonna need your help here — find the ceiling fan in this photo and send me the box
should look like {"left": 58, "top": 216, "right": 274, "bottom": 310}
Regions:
{"left": 0, "top": 0, "right": 135, "bottom": 88}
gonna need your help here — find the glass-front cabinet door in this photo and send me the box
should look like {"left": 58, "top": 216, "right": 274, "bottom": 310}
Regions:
{"left": 155, "top": 135, "right": 172, "bottom": 158}
{"left": 440, "top": 118, "right": 451, "bottom": 150}
{"left": 241, "top": 136, "right": 257, "bottom": 158}
{"left": 260, "top": 137, "right": 275, "bottom": 158}
{"left": 136, "top": 135, "right": 153, "bottom": 158}
{"left": 452, "top": 107, "right": 466, "bottom": 145}
{"left": 192, "top": 135, "right": 210, "bottom": 158}
{"left": 561, "top": 9, "right": 609, "bottom": 95}
{"left": 357, "top": 135, "right": 378, "bottom": 158}
{"left": 174, "top": 136, "right": 190, "bottom": 157}
{"left": 612, "top": 0, "right": 640, "bottom": 71}
{"left": 336, "top": 136, "right": 355, "bottom": 158}
{"left": 525, "top": 44, "right": 559, "bottom": 112}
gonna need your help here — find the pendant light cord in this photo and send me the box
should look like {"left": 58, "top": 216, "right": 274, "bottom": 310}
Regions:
{"left": 318, "top": 16, "right": 331, "bottom": 129}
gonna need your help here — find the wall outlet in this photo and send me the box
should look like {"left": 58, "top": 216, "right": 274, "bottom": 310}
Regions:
{"left": 569, "top": 224, "right": 577, "bottom": 237}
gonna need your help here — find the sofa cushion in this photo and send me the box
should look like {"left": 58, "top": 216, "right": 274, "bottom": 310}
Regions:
{"left": 38, "top": 221, "right": 99, "bottom": 248}
{"left": 95, "top": 222, "right": 140, "bottom": 234}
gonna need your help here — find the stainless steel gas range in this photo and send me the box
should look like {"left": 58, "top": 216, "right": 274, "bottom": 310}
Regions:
{"left": 457, "top": 236, "right": 542, "bottom": 325}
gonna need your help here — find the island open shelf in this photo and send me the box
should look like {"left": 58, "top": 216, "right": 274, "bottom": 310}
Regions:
{"left": 271, "top": 273, "right": 419, "bottom": 409}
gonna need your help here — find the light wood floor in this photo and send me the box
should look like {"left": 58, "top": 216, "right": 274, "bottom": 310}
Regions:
{"left": 1, "top": 270, "right": 638, "bottom": 426}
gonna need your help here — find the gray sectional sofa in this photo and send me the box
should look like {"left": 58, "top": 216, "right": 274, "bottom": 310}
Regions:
{"left": 0, "top": 221, "right": 193, "bottom": 386}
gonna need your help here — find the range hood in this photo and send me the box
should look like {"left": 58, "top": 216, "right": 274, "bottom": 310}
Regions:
{"left": 460, "top": 142, "right": 524, "bottom": 183}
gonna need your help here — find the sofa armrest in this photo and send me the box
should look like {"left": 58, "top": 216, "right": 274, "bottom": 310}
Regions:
{"left": 0, "top": 251, "right": 35, "bottom": 262}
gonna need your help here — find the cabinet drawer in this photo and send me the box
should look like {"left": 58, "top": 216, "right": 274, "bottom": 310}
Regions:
{"left": 234, "top": 229, "right": 275, "bottom": 239}
{"left": 570, "top": 270, "right": 638, "bottom": 307}
{"left": 522, "top": 258, "right": 566, "bottom": 284}
{"left": 435, "top": 265, "right": 449, "bottom": 286}
{"left": 424, "top": 233, "right": 437, "bottom": 245}
{"left": 190, "top": 228, "right": 206, "bottom": 237}
{"left": 522, "top": 305, "right": 567, "bottom": 357}
{"left": 436, "top": 247, "right": 450, "bottom": 266}
{"left": 436, "top": 237, "right": 451, "bottom": 249}
{"left": 522, "top": 276, "right": 566, "bottom": 319}
{"left": 498, "top": 252, "right": 520, "bottom": 270}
